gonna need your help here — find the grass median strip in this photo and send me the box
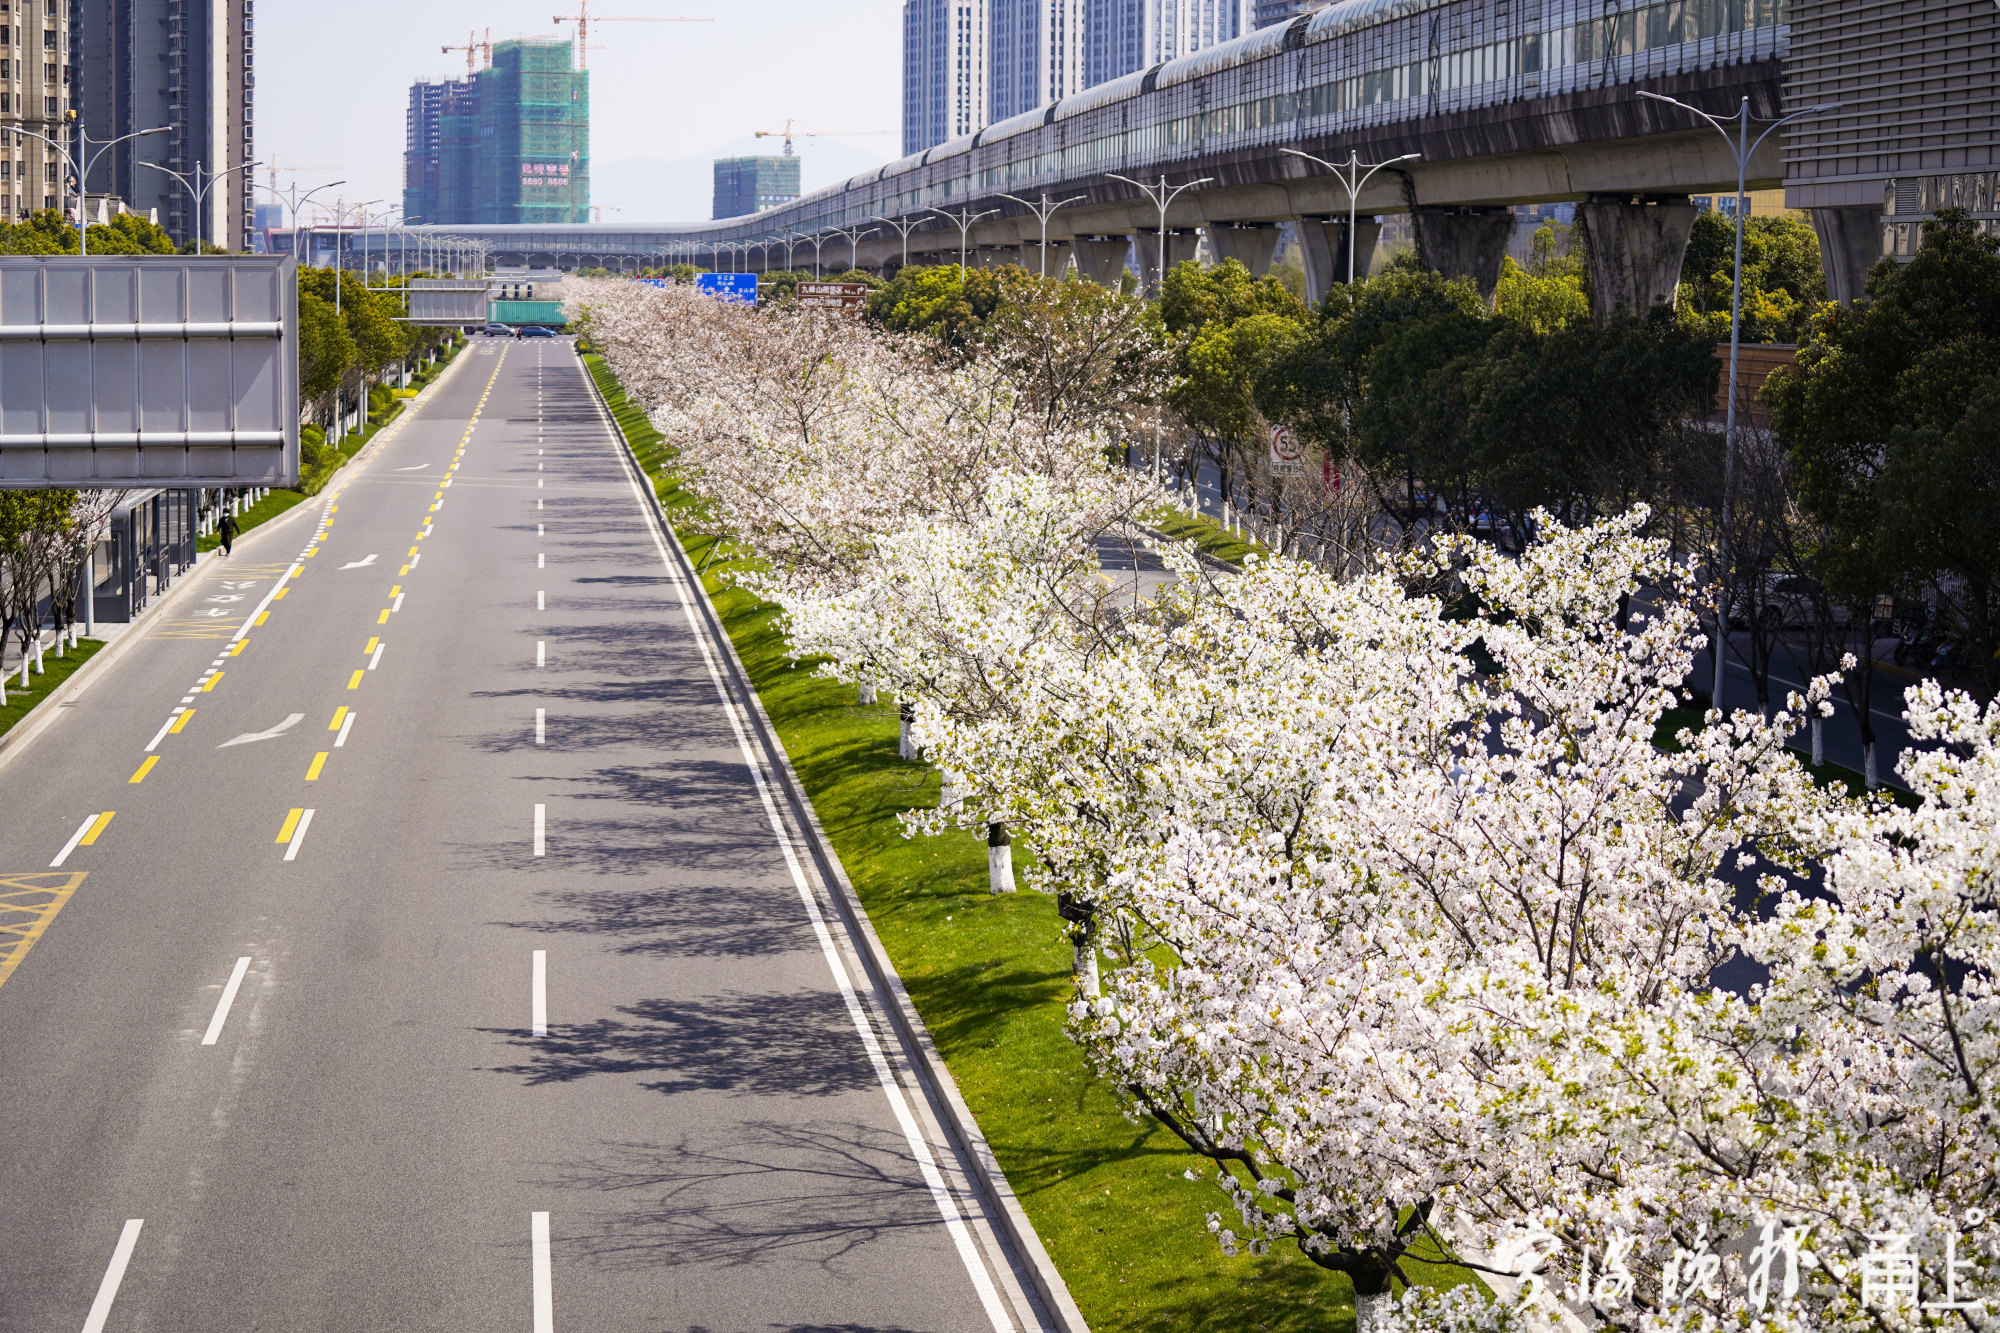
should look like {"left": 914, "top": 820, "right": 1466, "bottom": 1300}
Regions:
{"left": 0, "top": 638, "right": 105, "bottom": 744}
{"left": 584, "top": 351, "right": 1464, "bottom": 1333}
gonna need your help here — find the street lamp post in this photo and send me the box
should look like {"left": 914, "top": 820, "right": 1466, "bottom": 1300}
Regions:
{"left": 806, "top": 231, "right": 832, "bottom": 278}
{"left": 258, "top": 179, "right": 342, "bottom": 271}
{"left": 924, "top": 206, "right": 1000, "bottom": 278}
{"left": 138, "top": 157, "right": 261, "bottom": 253}
{"left": 1277, "top": 147, "right": 1421, "bottom": 288}
{"left": 826, "top": 223, "right": 878, "bottom": 274}
{"left": 1636, "top": 89, "right": 1841, "bottom": 714}
{"left": 871, "top": 213, "right": 928, "bottom": 271}
{"left": 1105, "top": 174, "right": 1214, "bottom": 295}
{"left": 12, "top": 124, "right": 169, "bottom": 254}
{"left": 998, "top": 192, "right": 1087, "bottom": 279}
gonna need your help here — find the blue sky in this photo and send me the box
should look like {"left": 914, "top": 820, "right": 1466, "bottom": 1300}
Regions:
{"left": 258, "top": 0, "right": 901, "bottom": 223}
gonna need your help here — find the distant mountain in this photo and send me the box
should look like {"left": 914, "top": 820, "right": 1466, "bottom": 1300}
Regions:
{"left": 592, "top": 136, "right": 892, "bottom": 225}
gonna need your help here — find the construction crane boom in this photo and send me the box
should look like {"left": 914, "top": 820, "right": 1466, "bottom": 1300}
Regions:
{"left": 754, "top": 119, "right": 887, "bottom": 156}
{"left": 439, "top": 28, "right": 493, "bottom": 79}
{"left": 551, "top": 0, "right": 711, "bottom": 69}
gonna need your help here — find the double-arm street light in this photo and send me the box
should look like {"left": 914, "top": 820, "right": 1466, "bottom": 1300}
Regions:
{"left": 826, "top": 223, "right": 878, "bottom": 274}
{"left": 11, "top": 124, "right": 168, "bottom": 254}
{"left": 1106, "top": 173, "right": 1213, "bottom": 295}
{"left": 1278, "top": 147, "right": 1421, "bottom": 288}
{"left": 138, "top": 157, "right": 261, "bottom": 252}
{"left": 925, "top": 205, "right": 999, "bottom": 277}
{"left": 1637, "top": 89, "right": 1842, "bottom": 713}
{"left": 871, "top": 213, "right": 928, "bottom": 271}
{"left": 999, "top": 192, "right": 1087, "bottom": 279}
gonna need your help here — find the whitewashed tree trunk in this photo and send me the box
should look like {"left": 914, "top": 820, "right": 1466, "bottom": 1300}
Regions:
{"left": 898, "top": 702, "right": 917, "bottom": 760}
{"left": 1864, "top": 740, "right": 1878, "bottom": 790}
{"left": 1811, "top": 715, "right": 1824, "bottom": 767}
{"left": 1353, "top": 1291, "right": 1394, "bottom": 1333}
{"left": 1074, "top": 940, "right": 1099, "bottom": 997}
{"left": 32, "top": 636, "right": 44, "bottom": 674}
{"left": 857, "top": 679, "right": 876, "bottom": 705}
{"left": 938, "top": 775, "right": 961, "bottom": 809}
{"left": 987, "top": 822, "right": 1015, "bottom": 894}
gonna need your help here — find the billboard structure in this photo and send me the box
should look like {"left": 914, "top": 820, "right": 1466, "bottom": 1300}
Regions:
{"left": 0, "top": 256, "right": 299, "bottom": 489}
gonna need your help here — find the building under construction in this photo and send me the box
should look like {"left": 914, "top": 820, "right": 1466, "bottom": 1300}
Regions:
{"left": 404, "top": 39, "right": 589, "bottom": 226}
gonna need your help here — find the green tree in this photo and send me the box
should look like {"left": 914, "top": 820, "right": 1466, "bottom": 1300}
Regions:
{"left": 1769, "top": 209, "right": 2000, "bottom": 701}
{"left": 1155, "top": 256, "right": 1303, "bottom": 336}
{"left": 297, "top": 289, "right": 356, "bottom": 403}
{"left": 0, "top": 209, "right": 79, "bottom": 254}
{"left": 81, "top": 213, "right": 178, "bottom": 255}
{"left": 1492, "top": 256, "right": 1590, "bottom": 334}
{"left": 864, "top": 263, "right": 1018, "bottom": 353}
{"left": 1679, "top": 209, "right": 1826, "bottom": 342}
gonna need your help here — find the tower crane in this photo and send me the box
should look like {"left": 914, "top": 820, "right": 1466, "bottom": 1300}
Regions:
{"left": 754, "top": 120, "right": 887, "bottom": 156}
{"left": 551, "top": 1, "right": 711, "bottom": 70}
{"left": 440, "top": 29, "right": 493, "bottom": 79}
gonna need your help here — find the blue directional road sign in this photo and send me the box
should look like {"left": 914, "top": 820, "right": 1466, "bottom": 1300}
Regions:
{"left": 696, "top": 272, "right": 758, "bottom": 305}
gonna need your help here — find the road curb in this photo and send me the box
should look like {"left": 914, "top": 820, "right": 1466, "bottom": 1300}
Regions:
{"left": 584, "top": 360, "right": 1090, "bottom": 1333}
{"left": 0, "top": 342, "right": 473, "bottom": 782}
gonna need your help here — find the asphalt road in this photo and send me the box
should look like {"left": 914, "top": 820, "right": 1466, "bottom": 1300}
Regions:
{"left": 0, "top": 338, "right": 1051, "bottom": 1333}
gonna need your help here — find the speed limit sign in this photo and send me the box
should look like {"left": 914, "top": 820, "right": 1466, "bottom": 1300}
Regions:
{"left": 1270, "top": 424, "right": 1304, "bottom": 474}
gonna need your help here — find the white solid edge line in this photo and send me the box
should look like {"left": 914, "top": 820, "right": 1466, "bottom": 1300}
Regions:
{"left": 530, "top": 1211, "right": 554, "bottom": 1333}
{"left": 283, "top": 808, "right": 315, "bottom": 862}
{"left": 231, "top": 562, "right": 303, "bottom": 644}
{"left": 532, "top": 804, "right": 546, "bottom": 857}
{"left": 531, "top": 950, "right": 548, "bottom": 1036}
{"left": 534, "top": 708, "right": 545, "bottom": 745}
{"left": 50, "top": 812, "right": 97, "bottom": 868}
{"left": 592, "top": 355, "right": 1013, "bottom": 1332}
{"left": 200, "top": 956, "right": 253, "bottom": 1045}
{"left": 79, "top": 1218, "right": 145, "bottom": 1333}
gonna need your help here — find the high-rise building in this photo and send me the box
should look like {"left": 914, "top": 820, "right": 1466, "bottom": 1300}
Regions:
{"left": 990, "top": 0, "right": 1082, "bottom": 123}
{"left": 1250, "top": 0, "right": 1326, "bottom": 30}
{"left": 1078, "top": 0, "right": 1254, "bottom": 89}
{"left": 415, "top": 40, "right": 588, "bottom": 226}
{"left": 1, "top": 0, "right": 73, "bottom": 223}
{"left": 903, "top": 0, "right": 987, "bottom": 155}
{"left": 403, "top": 78, "right": 451, "bottom": 225}
{"left": 712, "top": 155, "right": 800, "bottom": 219}
{"left": 75, "top": 0, "right": 257, "bottom": 249}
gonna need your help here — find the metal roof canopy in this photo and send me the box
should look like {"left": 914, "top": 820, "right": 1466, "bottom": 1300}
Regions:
{"left": 0, "top": 255, "right": 299, "bottom": 489}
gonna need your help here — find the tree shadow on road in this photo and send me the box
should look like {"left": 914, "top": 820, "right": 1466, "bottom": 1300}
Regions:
{"left": 497, "top": 878, "right": 814, "bottom": 959}
{"left": 484, "top": 991, "right": 874, "bottom": 1097}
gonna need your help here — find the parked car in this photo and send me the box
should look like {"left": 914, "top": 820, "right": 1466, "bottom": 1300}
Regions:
{"left": 516, "top": 325, "right": 557, "bottom": 339}
{"left": 480, "top": 323, "right": 513, "bottom": 337}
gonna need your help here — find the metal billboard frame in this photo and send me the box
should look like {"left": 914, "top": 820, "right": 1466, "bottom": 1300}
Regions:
{"left": 0, "top": 254, "right": 300, "bottom": 489}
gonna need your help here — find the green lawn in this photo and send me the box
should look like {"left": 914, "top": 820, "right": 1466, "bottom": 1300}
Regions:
{"left": 0, "top": 637, "right": 106, "bottom": 741}
{"left": 584, "top": 353, "right": 1479, "bottom": 1333}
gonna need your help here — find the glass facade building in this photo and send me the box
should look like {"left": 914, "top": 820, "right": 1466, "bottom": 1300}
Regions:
{"left": 712, "top": 155, "right": 802, "bottom": 219}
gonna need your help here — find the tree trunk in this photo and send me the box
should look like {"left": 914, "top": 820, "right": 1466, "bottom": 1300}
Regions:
{"left": 1811, "top": 715, "right": 1824, "bottom": 767}
{"left": 987, "top": 822, "right": 1015, "bottom": 894}
{"left": 1353, "top": 1290, "right": 1395, "bottom": 1333}
{"left": 857, "top": 679, "right": 876, "bottom": 705}
{"left": 1074, "top": 940, "right": 1099, "bottom": 998}
{"left": 898, "top": 702, "right": 917, "bottom": 760}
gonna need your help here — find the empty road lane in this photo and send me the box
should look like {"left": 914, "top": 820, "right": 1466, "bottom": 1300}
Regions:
{"left": 0, "top": 337, "right": 1053, "bottom": 1333}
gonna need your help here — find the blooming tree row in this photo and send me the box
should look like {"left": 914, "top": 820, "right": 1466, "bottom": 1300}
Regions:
{"left": 571, "top": 276, "right": 2000, "bottom": 1333}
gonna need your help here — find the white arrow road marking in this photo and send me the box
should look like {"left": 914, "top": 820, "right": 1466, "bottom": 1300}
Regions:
{"left": 218, "top": 713, "right": 305, "bottom": 748}
{"left": 340, "top": 554, "right": 379, "bottom": 570}
{"left": 394, "top": 464, "right": 429, "bottom": 471}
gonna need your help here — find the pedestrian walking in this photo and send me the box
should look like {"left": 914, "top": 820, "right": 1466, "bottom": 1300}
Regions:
{"left": 219, "top": 510, "right": 238, "bottom": 556}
